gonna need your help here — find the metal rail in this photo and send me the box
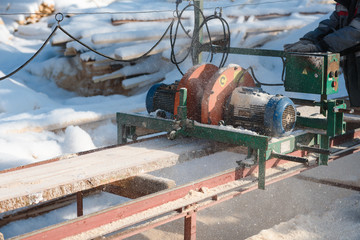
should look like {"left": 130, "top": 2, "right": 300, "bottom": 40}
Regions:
{"left": 11, "top": 127, "right": 360, "bottom": 239}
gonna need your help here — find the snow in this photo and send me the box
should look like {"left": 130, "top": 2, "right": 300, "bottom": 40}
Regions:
{"left": 246, "top": 194, "right": 360, "bottom": 240}
{"left": 0, "top": 0, "right": 358, "bottom": 239}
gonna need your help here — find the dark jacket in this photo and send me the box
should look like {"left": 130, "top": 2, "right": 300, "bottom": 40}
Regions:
{"left": 302, "top": 0, "right": 360, "bottom": 54}
{"left": 301, "top": 0, "right": 360, "bottom": 106}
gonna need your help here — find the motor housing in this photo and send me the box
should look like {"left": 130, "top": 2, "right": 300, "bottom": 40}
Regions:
{"left": 146, "top": 82, "right": 178, "bottom": 115}
{"left": 224, "top": 87, "right": 296, "bottom": 136}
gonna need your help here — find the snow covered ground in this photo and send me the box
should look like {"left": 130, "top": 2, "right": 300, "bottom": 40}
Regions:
{"left": 0, "top": 0, "right": 358, "bottom": 239}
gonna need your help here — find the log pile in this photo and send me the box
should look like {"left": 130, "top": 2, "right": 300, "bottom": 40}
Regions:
{"left": 21, "top": 3, "right": 54, "bottom": 25}
{"left": 43, "top": 1, "right": 332, "bottom": 96}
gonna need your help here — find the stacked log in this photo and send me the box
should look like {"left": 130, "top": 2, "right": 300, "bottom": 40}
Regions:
{"left": 44, "top": 2, "right": 332, "bottom": 96}
{"left": 21, "top": 3, "right": 54, "bottom": 25}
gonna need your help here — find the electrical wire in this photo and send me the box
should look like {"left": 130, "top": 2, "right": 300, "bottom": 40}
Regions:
{"left": 0, "top": 14, "right": 175, "bottom": 81}
{"left": 248, "top": 66, "right": 284, "bottom": 86}
{"left": 0, "top": 25, "right": 59, "bottom": 81}
{"left": 58, "top": 20, "right": 174, "bottom": 63}
{"left": 170, "top": 2, "right": 230, "bottom": 75}
{"left": 0, "top": 1, "right": 286, "bottom": 85}
{"left": 0, "top": 0, "right": 301, "bottom": 16}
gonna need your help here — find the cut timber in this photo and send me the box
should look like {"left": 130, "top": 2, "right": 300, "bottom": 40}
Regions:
{"left": 0, "top": 137, "right": 224, "bottom": 213}
{"left": 112, "top": 17, "right": 180, "bottom": 25}
{"left": 104, "top": 174, "right": 176, "bottom": 199}
{"left": 121, "top": 72, "right": 165, "bottom": 90}
{"left": 114, "top": 39, "right": 189, "bottom": 61}
{"left": 92, "top": 54, "right": 163, "bottom": 83}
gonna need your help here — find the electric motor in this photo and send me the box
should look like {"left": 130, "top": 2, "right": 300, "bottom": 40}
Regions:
{"left": 224, "top": 87, "right": 296, "bottom": 136}
{"left": 146, "top": 82, "right": 178, "bottom": 115}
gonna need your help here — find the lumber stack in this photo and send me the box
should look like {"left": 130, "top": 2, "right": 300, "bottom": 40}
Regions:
{"left": 42, "top": 1, "right": 333, "bottom": 96}
{"left": 21, "top": 3, "right": 55, "bottom": 25}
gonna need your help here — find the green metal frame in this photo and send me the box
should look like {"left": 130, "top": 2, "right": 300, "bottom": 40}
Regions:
{"left": 117, "top": 89, "right": 320, "bottom": 189}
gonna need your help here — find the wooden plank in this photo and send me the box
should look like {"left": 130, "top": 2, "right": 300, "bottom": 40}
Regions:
{"left": 111, "top": 18, "right": 180, "bottom": 25}
{"left": 0, "top": 137, "right": 223, "bottom": 213}
{"left": 92, "top": 55, "right": 163, "bottom": 83}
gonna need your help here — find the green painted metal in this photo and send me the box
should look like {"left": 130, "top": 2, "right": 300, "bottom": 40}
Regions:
{"left": 296, "top": 117, "right": 327, "bottom": 130}
{"left": 200, "top": 45, "right": 287, "bottom": 58}
{"left": 116, "top": 88, "right": 319, "bottom": 189}
{"left": 319, "top": 134, "right": 330, "bottom": 165}
{"left": 115, "top": 1, "right": 348, "bottom": 189}
{"left": 268, "top": 132, "right": 316, "bottom": 155}
{"left": 285, "top": 53, "right": 340, "bottom": 95}
{"left": 116, "top": 113, "right": 175, "bottom": 144}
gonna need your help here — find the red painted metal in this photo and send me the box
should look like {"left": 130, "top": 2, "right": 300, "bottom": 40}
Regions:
{"left": 201, "top": 65, "right": 256, "bottom": 125}
{"left": 107, "top": 212, "right": 188, "bottom": 239}
{"left": 15, "top": 129, "right": 360, "bottom": 239}
{"left": 19, "top": 154, "right": 304, "bottom": 240}
{"left": 330, "top": 128, "right": 360, "bottom": 147}
{"left": 184, "top": 211, "right": 197, "bottom": 240}
{"left": 173, "top": 64, "right": 219, "bottom": 121}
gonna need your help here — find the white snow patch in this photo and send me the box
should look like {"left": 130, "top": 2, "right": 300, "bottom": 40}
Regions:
{"left": 61, "top": 125, "right": 96, "bottom": 154}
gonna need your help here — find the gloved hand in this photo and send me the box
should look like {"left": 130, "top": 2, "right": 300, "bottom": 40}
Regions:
{"left": 284, "top": 40, "right": 320, "bottom": 52}
{"left": 283, "top": 39, "right": 313, "bottom": 51}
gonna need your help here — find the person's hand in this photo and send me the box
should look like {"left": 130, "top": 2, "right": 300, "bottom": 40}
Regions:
{"left": 284, "top": 40, "right": 320, "bottom": 52}
{"left": 284, "top": 40, "right": 312, "bottom": 51}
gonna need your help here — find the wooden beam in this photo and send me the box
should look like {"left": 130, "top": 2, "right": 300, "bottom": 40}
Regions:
{"left": 0, "top": 137, "right": 222, "bottom": 213}
{"left": 103, "top": 174, "right": 176, "bottom": 199}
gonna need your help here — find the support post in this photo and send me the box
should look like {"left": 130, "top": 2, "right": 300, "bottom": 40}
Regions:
{"left": 258, "top": 149, "right": 266, "bottom": 190}
{"left": 117, "top": 113, "right": 127, "bottom": 144}
{"left": 77, "top": 192, "right": 83, "bottom": 217}
{"left": 184, "top": 211, "right": 197, "bottom": 240}
{"left": 192, "top": 0, "right": 203, "bottom": 65}
{"left": 319, "top": 135, "right": 329, "bottom": 165}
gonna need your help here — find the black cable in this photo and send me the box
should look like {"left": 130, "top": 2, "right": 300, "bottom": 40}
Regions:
{"left": 0, "top": 25, "right": 59, "bottom": 81}
{"left": 0, "top": 13, "right": 175, "bottom": 80}
{"left": 281, "top": 57, "right": 286, "bottom": 82}
{"left": 170, "top": 2, "right": 230, "bottom": 75}
{"left": 248, "top": 66, "right": 284, "bottom": 86}
{"left": 58, "top": 19, "right": 174, "bottom": 63}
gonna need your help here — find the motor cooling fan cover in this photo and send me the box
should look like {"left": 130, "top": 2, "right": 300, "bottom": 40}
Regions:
{"left": 225, "top": 87, "right": 296, "bottom": 136}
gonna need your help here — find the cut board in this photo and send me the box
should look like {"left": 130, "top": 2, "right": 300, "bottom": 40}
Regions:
{"left": 0, "top": 137, "right": 223, "bottom": 213}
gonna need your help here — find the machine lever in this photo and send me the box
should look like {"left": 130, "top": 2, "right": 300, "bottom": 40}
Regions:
{"left": 271, "top": 152, "right": 308, "bottom": 164}
{"left": 296, "top": 143, "right": 330, "bottom": 155}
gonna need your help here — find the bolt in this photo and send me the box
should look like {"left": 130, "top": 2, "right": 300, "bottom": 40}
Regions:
{"left": 167, "top": 130, "right": 177, "bottom": 140}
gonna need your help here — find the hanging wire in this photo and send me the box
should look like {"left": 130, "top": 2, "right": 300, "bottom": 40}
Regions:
{"left": 170, "top": 1, "right": 231, "bottom": 75}
{"left": 0, "top": 0, "right": 300, "bottom": 16}
{"left": 0, "top": 1, "right": 287, "bottom": 86}
{"left": 0, "top": 26, "right": 59, "bottom": 81}
{"left": 0, "top": 12, "right": 175, "bottom": 80}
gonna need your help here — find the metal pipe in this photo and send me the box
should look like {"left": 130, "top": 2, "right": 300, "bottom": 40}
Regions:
{"left": 271, "top": 152, "right": 309, "bottom": 164}
{"left": 296, "top": 143, "right": 331, "bottom": 155}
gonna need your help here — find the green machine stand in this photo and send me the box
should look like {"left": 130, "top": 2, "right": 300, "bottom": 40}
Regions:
{"left": 117, "top": 0, "right": 349, "bottom": 189}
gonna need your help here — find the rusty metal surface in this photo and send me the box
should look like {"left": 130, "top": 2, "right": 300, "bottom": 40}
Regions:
{"left": 174, "top": 64, "right": 219, "bottom": 121}
{"left": 201, "top": 65, "right": 256, "bottom": 125}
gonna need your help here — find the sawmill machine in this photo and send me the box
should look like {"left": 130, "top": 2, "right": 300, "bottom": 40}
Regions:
{"left": 145, "top": 64, "right": 296, "bottom": 137}
{"left": 116, "top": 0, "right": 350, "bottom": 190}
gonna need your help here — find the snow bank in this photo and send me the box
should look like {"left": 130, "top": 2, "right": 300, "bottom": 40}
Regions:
{"left": 0, "top": 78, "right": 57, "bottom": 115}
